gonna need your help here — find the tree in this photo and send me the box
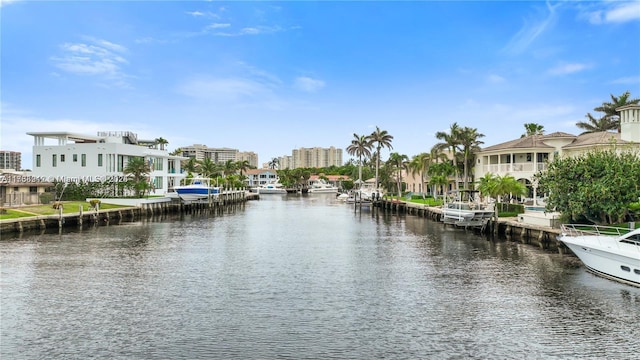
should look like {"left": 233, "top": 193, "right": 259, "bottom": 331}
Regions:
{"left": 155, "top": 137, "right": 169, "bottom": 150}
{"left": 594, "top": 91, "right": 640, "bottom": 132}
{"left": 409, "top": 152, "right": 431, "bottom": 196}
{"left": 387, "top": 152, "right": 409, "bottom": 198}
{"left": 346, "top": 133, "right": 373, "bottom": 186}
{"left": 236, "top": 160, "right": 252, "bottom": 176}
{"left": 535, "top": 148, "right": 640, "bottom": 225}
{"left": 367, "top": 126, "right": 394, "bottom": 191}
{"left": 268, "top": 158, "right": 279, "bottom": 170}
{"left": 123, "top": 156, "right": 151, "bottom": 198}
{"left": 199, "top": 157, "right": 219, "bottom": 178}
{"left": 576, "top": 113, "right": 618, "bottom": 133}
{"left": 435, "top": 123, "right": 462, "bottom": 190}
{"left": 183, "top": 157, "right": 198, "bottom": 175}
{"left": 222, "top": 160, "right": 237, "bottom": 177}
{"left": 457, "top": 126, "right": 484, "bottom": 190}
{"left": 521, "top": 123, "right": 545, "bottom": 137}
{"left": 428, "top": 162, "right": 455, "bottom": 198}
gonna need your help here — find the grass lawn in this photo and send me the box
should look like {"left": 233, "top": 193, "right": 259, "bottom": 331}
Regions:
{"left": 0, "top": 201, "right": 129, "bottom": 220}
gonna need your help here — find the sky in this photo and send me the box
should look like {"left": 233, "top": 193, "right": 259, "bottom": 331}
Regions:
{"left": 1, "top": 0, "right": 639, "bottom": 170}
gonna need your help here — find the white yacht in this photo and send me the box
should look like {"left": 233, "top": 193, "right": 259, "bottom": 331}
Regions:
{"left": 441, "top": 190, "right": 494, "bottom": 228}
{"left": 308, "top": 179, "right": 339, "bottom": 194}
{"left": 558, "top": 224, "right": 640, "bottom": 287}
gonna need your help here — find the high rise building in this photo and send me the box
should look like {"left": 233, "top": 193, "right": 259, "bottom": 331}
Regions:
{"left": 0, "top": 150, "right": 22, "bottom": 171}
{"left": 280, "top": 147, "right": 343, "bottom": 169}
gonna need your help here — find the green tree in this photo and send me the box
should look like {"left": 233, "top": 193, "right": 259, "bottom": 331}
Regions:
{"left": 409, "top": 152, "right": 431, "bottom": 196}
{"left": 457, "top": 126, "right": 484, "bottom": 190}
{"left": 199, "top": 158, "right": 219, "bottom": 178}
{"left": 594, "top": 91, "right": 640, "bottom": 132}
{"left": 222, "top": 160, "right": 237, "bottom": 177}
{"left": 123, "top": 156, "right": 151, "bottom": 198}
{"left": 183, "top": 157, "right": 198, "bottom": 175}
{"left": 536, "top": 148, "right": 640, "bottom": 225}
{"left": 235, "top": 160, "right": 252, "bottom": 176}
{"left": 387, "top": 152, "right": 409, "bottom": 198}
{"left": 435, "top": 122, "right": 462, "bottom": 189}
{"left": 155, "top": 137, "right": 169, "bottom": 150}
{"left": 346, "top": 133, "right": 373, "bottom": 186}
{"left": 576, "top": 113, "right": 617, "bottom": 133}
{"left": 268, "top": 158, "right": 279, "bottom": 170}
{"left": 521, "top": 123, "right": 545, "bottom": 137}
{"left": 428, "top": 162, "right": 455, "bottom": 198}
{"left": 367, "top": 126, "right": 394, "bottom": 191}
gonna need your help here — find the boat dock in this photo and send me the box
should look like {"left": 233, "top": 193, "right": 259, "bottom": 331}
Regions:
{"left": 376, "top": 199, "right": 565, "bottom": 253}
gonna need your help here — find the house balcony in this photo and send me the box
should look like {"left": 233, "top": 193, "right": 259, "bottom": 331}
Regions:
{"left": 482, "top": 163, "right": 547, "bottom": 176}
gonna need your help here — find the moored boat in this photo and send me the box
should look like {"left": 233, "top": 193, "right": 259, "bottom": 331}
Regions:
{"left": 441, "top": 190, "right": 494, "bottom": 227}
{"left": 174, "top": 178, "right": 220, "bottom": 202}
{"left": 558, "top": 224, "right": 640, "bottom": 287}
{"left": 308, "top": 179, "right": 339, "bottom": 194}
{"left": 256, "top": 182, "right": 287, "bottom": 194}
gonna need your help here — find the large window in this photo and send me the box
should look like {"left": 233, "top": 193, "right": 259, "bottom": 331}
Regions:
{"left": 52, "top": 154, "right": 57, "bottom": 167}
{"left": 73, "top": 154, "right": 78, "bottom": 162}
{"left": 36, "top": 154, "right": 41, "bottom": 167}
{"left": 81, "top": 154, "right": 86, "bottom": 167}
{"left": 98, "top": 154, "right": 103, "bottom": 167}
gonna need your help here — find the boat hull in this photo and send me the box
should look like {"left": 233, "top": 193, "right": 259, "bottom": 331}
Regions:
{"left": 560, "top": 236, "right": 640, "bottom": 287}
{"left": 174, "top": 186, "right": 220, "bottom": 201}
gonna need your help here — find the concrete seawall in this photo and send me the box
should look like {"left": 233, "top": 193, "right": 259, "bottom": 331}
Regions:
{"left": 1, "top": 190, "right": 257, "bottom": 236}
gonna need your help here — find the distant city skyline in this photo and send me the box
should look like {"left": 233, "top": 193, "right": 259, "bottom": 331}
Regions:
{"left": 2, "top": 1, "right": 639, "bottom": 169}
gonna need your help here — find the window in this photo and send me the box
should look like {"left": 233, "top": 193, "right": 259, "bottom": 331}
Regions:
{"left": 36, "top": 154, "right": 41, "bottom": 167}
{"left": 153, "top": 176, "right": 163, "bottom": 190}
{"left": 52, "top": 154, "right": 57, "bottom": 167}
{"left": 61, "top": 154, "right": 66, "bottom": 162}
{"left": 29, "top": 186, "right": 37, "bottom": 194}
{"left": 98, "top": 154, "right": 103, "bottom": 167}
{"left": 526, "top": 153, "right": 532, "bottom": 162}
{"left": 73, "top": 154, "right": 78, "bottom": 162}
{"left": 81, "top": 154, "right": 86, "bottom": 167}
{"left": 621, "top": 266, "right": 630, "bottom": 272}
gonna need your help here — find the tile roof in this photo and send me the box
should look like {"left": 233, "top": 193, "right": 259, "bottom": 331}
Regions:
{"left": 562, "top": 131, "right": 624, "bottom": 149}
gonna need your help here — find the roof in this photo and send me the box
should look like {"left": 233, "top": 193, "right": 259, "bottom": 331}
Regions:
{"left": 479, "top": 134, "right": 559, "bottom": 152}
{"left": 562, "top": 131, "right": 625, "bottom": 149}
{"left": 27, "top": 132, "right": 103, "bottom": 142}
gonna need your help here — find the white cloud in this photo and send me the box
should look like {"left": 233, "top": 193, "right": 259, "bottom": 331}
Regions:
{"left": 547, "top": 62, "right": 591, "bottom": 75}
{"left": 610, "top": 76, "right": 640, "bottom": 85}
{"left": 502, "top": 1, "right": 561, "bottom": 55}
{"left": 177, "top": 77, "right": 274, "bottom": 101}
{"left": 294, "top": 76, "right": 326, "bottom": 92}
{"left": 50, "top": 37, "right": 131, "bottom": 87}
{"left": 585, "top": 2, "right": 640, "bottom": 24}
{"left": 486, "top": 74, "right": 506, "bottom": 84}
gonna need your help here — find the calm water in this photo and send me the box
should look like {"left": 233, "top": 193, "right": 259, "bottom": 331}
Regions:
{"left": 2, "top": 194, "right": 640, "bottom": 359}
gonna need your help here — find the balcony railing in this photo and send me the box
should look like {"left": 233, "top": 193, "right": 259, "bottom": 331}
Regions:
{"left": 483, "top": 163, "right": 546, "bottom": 174}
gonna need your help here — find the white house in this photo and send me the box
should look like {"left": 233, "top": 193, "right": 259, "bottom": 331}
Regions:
{"left": 27, "top": 131, "right": 186, "bottom": 195}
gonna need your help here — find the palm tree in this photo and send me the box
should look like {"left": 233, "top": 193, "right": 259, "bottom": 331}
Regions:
{"left": 123, "top": 156, "right": 151, "bottom": 198}
{"left": 155, "top": 137, "right": 169, "bottom": 150}
{"left": 367, "top": 126, "right": 393, "bottom": 191}
{"left": 409, "top": 152, "right": 431, "bottom": 196}
{"left": 346, "top": 133, "right": 373, "bottom": 186}
{"left": 183, "top": 157, "right": 198, "bottom": 175}
{"left": 235, "top": 160, "right": 252, "bottom": 176}
{"left": 387, "top": 152, "right": 409, "bottom": 198}
{"left": 199, "top": 157, "right": 218, "bottom": 178}
{"left": 222, "top": 160, "right": 237, "bottom": 177}
{"left": 594, "top": 91, "right": 640, "bottom": 132}
{"left": 268, "top": 158, "right": 279, "bottom": 170}
{"left": 576, "top": 113, "right": 617, "bottom": 134}
{"left": 435, "top": 122, "right": 462, "bottom": 190}
{"left": 428, "top": 162, "right": 455, "bottom": 198}
{"left": 521, "top": 123, "right": 545, "bottom": 137}
{"left": 169, "top": 147, "right": 182, "bottom": 156}
{"left": 457, "top": 126, "right": 485, "bottom": 190}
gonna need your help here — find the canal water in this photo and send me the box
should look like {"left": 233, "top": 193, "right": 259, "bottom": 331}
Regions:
{"left": 2, "top": 194, "right": 639, "bottom": 359}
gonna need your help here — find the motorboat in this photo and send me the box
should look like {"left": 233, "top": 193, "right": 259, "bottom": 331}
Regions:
{"left": 558, "top": 224, "right": 640, "bottom": 287}
{"left": 174, "top": 177, "right": 220, "bottom": 202}
{"left": 256, "top": 182, "right": 287, "bottom": 194}
{"left": 441, "top": 190, "right": 494, "bottom": 228}
{"left": 308, "top": 179, "right": 339, "bottom": 194}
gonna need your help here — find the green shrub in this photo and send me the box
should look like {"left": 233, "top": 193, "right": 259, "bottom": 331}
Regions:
{"left": 39, "top": 192, "right": 54, "bottom": 204}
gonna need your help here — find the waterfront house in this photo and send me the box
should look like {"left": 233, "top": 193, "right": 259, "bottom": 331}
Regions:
{"left": 27, "top": 131, "right": 187, "bottom": 195}
{"left": 0, "top": 170, "right": 53, "bottom": 206}
{"left": 244, "top": 168, "right": 279, "bottom": 188}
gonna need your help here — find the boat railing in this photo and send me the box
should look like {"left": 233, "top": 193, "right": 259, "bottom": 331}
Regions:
{"left": 560, "top": 224, "right": 632, "bottom": 237}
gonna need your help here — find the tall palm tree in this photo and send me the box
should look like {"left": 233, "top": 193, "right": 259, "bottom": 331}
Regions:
{"left": 409, "top": 152, "right": 431, "bottom": 196}
{"left": 457, "top": 126, "right": 485, "bottom": 190}
{"left": 367, "top": 126, "right": 393, "bottom": 191}
{"left": 346, "top": 133, "right": 373, "bottom": 186}
{"left": 183, "top": 157, "right": 198, "bottom": 175}
{"left": 428, "top": 162, "right": 455, "bottom": 198}
{"left": 521, "top": 123, "right": 545, "bottom": 137}
{"left": 199, "top": 157, "right": 218, "bottom": 178}
{"left": 155, "top": 137, "right": 169, "bottom": 151}
{"left": 387, "top": 152, "right": 409, "bottom": 198}
{"left": 235, "top": 160, "right": 252, "bottom": 176}
{"left": 435, "top": 122, "right": 462, "bottom": 190}
{"left": 123, "top": 156, "right": 151, "bottom": 198}
{"left": 222, "top": 160, "right": 237, "bottom": 177}
{"left": 594, "top": 91, "right": 640, "bottom": 132}
{"left": 576, "top": 113, "right": 617, "bottom": 134}
{"left": 268, "top": 158, "right": 279, "bottom": 170}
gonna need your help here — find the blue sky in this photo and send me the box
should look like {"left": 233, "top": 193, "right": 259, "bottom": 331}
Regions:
{"left": 2, "top": 0, "right": 639, "bottom": 169}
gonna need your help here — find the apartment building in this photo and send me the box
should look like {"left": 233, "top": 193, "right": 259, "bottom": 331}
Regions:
{"left": 0, "top": 150, "right": 22, "bottom": 171}
{"left": 279, "top": 146, "right": 343, "bottom": 169}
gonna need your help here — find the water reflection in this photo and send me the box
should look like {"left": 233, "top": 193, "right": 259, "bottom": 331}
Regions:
{"left": 2, "top": 195, "right": 639, "bottom": 359}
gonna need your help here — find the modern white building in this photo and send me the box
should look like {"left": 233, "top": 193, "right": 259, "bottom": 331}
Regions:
{"left": 27, "top": 131, "right": 187, "bottom": 195}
